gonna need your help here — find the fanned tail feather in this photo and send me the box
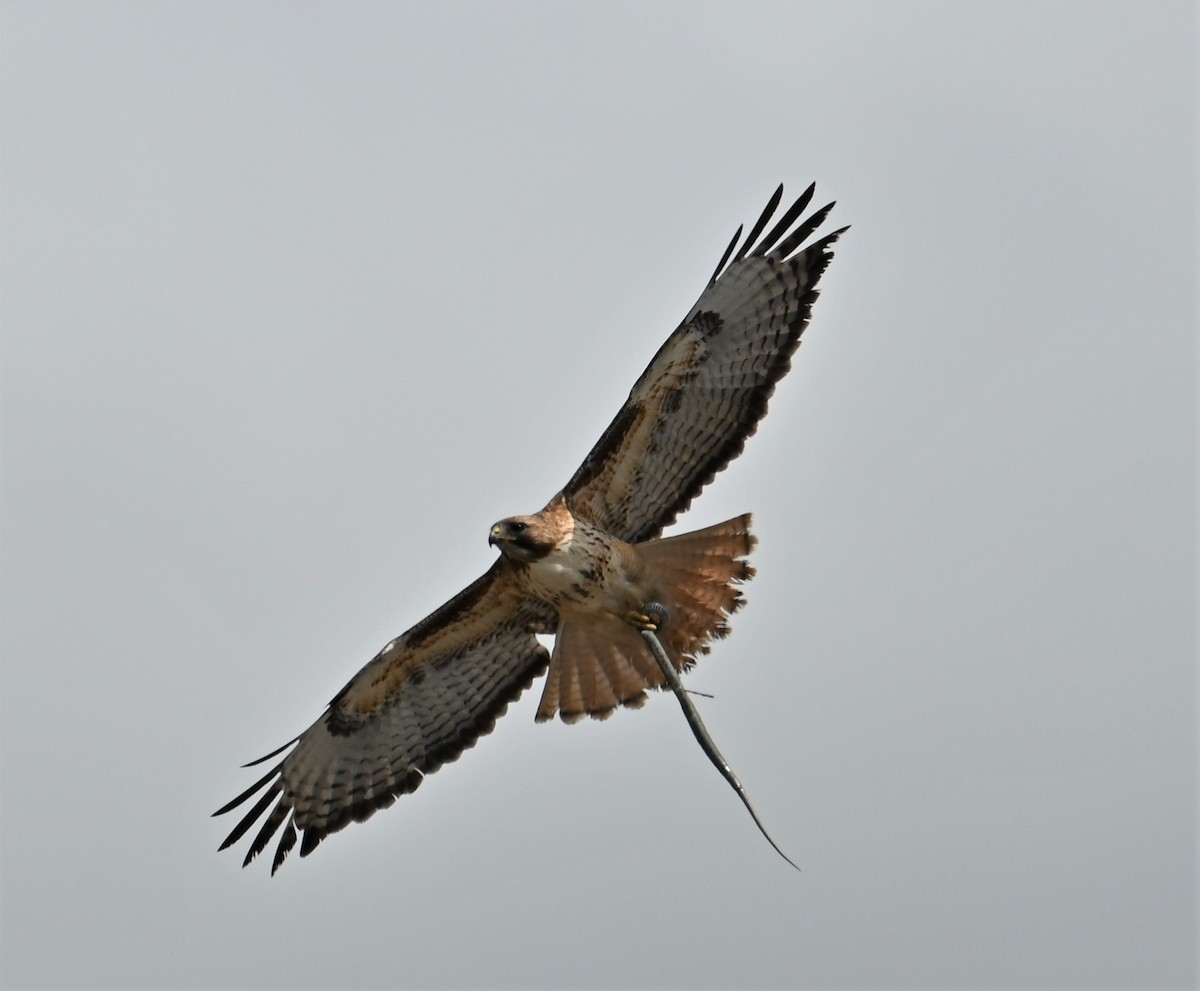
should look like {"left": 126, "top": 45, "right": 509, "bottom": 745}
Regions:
{"left": 537, "top": 619, "right": 656, "bottom": 723}
{"left": 536, "top": 514, "right": 756, "bottom": 723}
{"left": 635, "top": 513, "right": 756, "bottom": 666}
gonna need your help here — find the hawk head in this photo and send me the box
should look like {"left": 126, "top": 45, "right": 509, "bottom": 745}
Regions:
{"left": 489, "top": 512, "right": 566, "bottom": 564}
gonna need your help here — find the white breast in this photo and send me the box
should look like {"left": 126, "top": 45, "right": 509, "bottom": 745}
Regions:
{"left": 524, "top": 532, "right": 592, "bottom": 597}
{"left": 516, "top": 515, "right": 649, "bottom": 618}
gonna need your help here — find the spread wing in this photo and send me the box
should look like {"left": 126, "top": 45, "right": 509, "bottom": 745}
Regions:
{"left": 214, "top": 561, "right": 553, "bottom": 874}
{"left": 562, "top": 183, "right": 847, "bottom": 543}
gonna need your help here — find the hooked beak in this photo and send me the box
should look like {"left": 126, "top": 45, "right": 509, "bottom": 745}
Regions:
{"left": 488, "top": 523, "right": 507, "bottom": 547}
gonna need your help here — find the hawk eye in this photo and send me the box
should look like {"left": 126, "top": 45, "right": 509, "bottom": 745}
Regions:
{"left": 509, "top": 521, "right": 527, "bottom": 533}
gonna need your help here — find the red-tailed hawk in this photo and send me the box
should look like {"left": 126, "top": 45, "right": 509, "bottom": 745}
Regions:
{"left": 216, "top": 184, "right": 847, "bottom": 873}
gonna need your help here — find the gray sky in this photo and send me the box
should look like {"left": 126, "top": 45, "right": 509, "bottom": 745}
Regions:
{"left": 2, "top": 2, "right": 1195, "bottom": 988}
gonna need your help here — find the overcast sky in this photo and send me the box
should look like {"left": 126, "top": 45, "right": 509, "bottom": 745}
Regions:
{"left": 1, "top": 2, "right": 1195, "bottom": 988}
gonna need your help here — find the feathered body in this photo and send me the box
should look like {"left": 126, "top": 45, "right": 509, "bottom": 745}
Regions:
{"left": 216, "top": 184, "right": 847, "bottom": 872}
{"left": 491, "top": 496, "right": 756, "bottom": 722}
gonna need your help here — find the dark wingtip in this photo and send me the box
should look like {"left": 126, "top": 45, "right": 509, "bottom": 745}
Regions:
{"left": 753, "top": 183, "right": 817, "bottom": 258}
{"left": 241, "top": 736, "right": 300, "bottom": 768}
{"left": 213, "top": 762, "right": 283, "bottom": 817}
{"left": 270, "top": 818, "right": 298, "bottom": 875}
{"left": 769, "top": 200, "right": 836, "bottom": 259}
{"left": 708, "top": 223, "right": 744, "bottom": 287}
{"left": 731, "top": 184, "right": 785, "bottom": 268}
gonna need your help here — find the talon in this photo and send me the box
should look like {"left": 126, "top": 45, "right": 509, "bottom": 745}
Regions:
{"left": 626, "top": 610, "right": 657, "bottom": 631}
{"left": 619, "top": 603, "right": 670, "bottom": 632}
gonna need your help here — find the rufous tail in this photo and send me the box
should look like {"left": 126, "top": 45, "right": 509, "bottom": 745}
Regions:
{"left": 536, "top": 514, "right": 756, "bottom": 723}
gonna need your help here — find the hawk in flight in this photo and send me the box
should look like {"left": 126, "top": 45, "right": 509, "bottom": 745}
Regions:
{"left": 216, "top": 184, "right": 847, "bottom": 873}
